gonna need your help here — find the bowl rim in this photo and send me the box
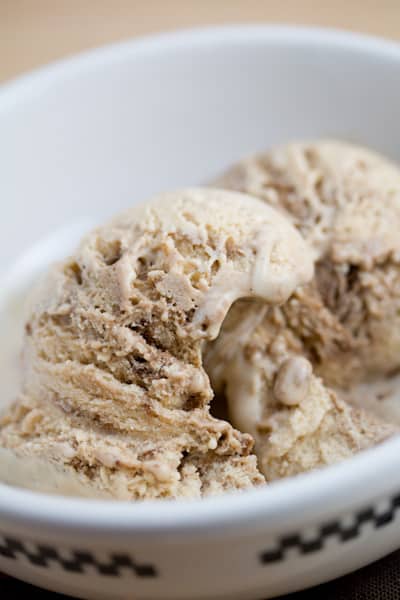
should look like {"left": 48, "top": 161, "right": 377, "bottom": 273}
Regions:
{"left": 2, "top": 23, "right": 400, "bottom": 109}
{"left": 1, "top": 24, "right": 400, "bottom": 536}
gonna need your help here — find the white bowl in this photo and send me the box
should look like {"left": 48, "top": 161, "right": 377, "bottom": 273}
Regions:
{"left": 1, "top": 25, "right": 400, "bottom": 600}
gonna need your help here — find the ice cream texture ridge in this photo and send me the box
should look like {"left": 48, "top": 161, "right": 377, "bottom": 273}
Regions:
{"left": 1, "top": 141, "right": 400, "bottom": 500}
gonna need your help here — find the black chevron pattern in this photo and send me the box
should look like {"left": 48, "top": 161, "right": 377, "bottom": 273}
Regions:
{"left": 260, "top": 493, "right": 400, "bottom": 564}
{"left": 0, "top": 536, "right": 157, "bottom": 577}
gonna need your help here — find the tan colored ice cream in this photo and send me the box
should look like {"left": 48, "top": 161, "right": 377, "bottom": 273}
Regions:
{"left": 211, "top": 141, "right": 400, "bottom": 407}
{"left": 205, "top": 299, "right": 397, "bottom": 480}
{"left": 2, "top": 143, "right": 398, "bottom": 498}
{"left": 0, "top": 188, "right": 313, "bottom": 499}
{"left": 204, "top": 141, "right": 400, "bottom": 478}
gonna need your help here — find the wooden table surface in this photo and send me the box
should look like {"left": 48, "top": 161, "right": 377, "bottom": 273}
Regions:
{"left": 1, "top": 0, "right": 400, "bottom": 84}
{"left": 1, "top": 1, "right": 400, "bottom": 597}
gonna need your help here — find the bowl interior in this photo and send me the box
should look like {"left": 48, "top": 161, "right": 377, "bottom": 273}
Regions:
{"left": 1, "top": 26, "right": 400, "bottom": 528}
{"left": 1, "top": 26, "right": 400, "bottom": 275}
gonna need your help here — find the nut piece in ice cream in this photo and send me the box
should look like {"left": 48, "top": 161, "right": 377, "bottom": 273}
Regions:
{"left": 273, "top": 356, "right": 312, "bottom": 407}
{"left": 0, "top": 188, "right": 313, "bottom": 499}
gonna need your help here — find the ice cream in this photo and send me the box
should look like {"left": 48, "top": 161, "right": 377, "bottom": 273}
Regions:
{"left": 211, "top": 141, "right": 400, "bottom": 413}
{"left": 205, "top": 298, "right": 397, "bottom": 480}
{"left": 0, "top": 188, "right": 313, "bottom": 499}
{"left": 2, "top": 142, "right": 399, "bottom": 499}
{"left": 204, "top": 141, "right": 400, "bottom": 479}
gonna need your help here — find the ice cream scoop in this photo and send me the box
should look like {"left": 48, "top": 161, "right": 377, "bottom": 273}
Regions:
{"left": 205, "top": 141, "right": 400, "bottom": 478}
{"left": 0, "top": 188, "right": 313, "bottom": 499}
{"left": 211, "top": 141, "right": 400, "bottom": 411}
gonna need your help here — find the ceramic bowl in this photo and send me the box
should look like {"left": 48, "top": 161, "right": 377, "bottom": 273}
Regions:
{"left": 1, "top": 26, "right": 400, "bottom": 599}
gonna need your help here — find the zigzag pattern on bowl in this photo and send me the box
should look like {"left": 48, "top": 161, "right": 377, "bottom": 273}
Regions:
{"left": 2, "top": 492, "right": 400, "bottom": 578}
{"left": 261, "top": 493, "right": 400, "bottom": 564}
{"left": 0, "top": 537, "right": 157, "bottom": 577}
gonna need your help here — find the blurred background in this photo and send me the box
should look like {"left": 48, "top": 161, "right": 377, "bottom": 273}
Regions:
{"left": 1, "top": 0, "right": 400, "bottom": 83}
